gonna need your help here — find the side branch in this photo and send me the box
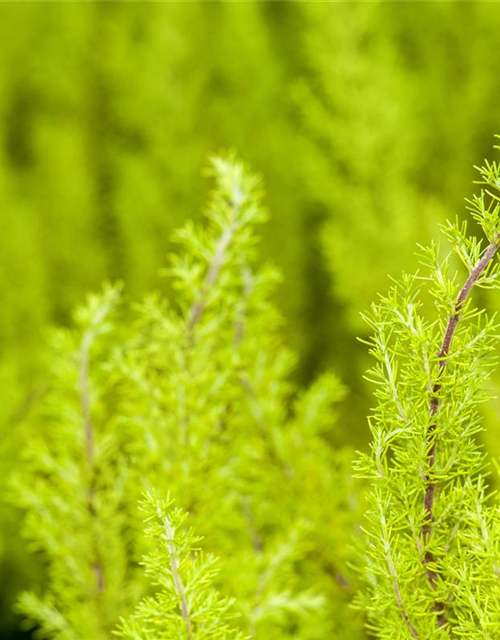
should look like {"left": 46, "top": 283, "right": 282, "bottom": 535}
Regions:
{"left": 422, "top": 239, "right": 500, "bottom": 613}
{"left": 79, "top": 329, "right": 105, "bottom": 596}
{"left": 80, "top": 332, "right": 95, "bottom": 466}
{"left": 164, "top": 517, "right": 193, "bottom": 639}
{"left": 187, "top": 203, "right": 240, "bottom": 334}
{"left": 380, "top": 511, "right": 420, "bottom": 639}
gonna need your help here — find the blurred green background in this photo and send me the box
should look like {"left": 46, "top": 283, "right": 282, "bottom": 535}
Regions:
{"left": 2, "top": 1, "right": 500, "bottom": 637}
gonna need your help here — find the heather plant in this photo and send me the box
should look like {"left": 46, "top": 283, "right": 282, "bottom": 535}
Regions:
{"left": 114, "top": 155, "right": 364, "bottom": 639}
{"left": 13, "top": 123, "right": 500, "bottom": 640}
{"left": 117, "top": 492, "right": 246, "bottom": 640}
{"left": 14, "top": 284, "right": 146, "bottom": 639}
{"left": 6, "top": 5, "right": 500, "bottom": 640}
{"left": 14, "top": 156, "right": 364, "bottom": 640}
{"left": 356, "top": 144, "right": 500, "bottom": 638}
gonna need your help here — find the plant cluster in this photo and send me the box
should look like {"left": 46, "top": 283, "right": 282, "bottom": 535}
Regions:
{"left": 356, "top": 144, "right": 500, "bottom": 638}
{"left": 11, "top": 122, "right": 500, "bottom": 638}
{"left": 14, "top": 156, "right": 363, "bottom": 640}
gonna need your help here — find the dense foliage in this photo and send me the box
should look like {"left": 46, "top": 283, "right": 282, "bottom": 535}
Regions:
{"left": 13, "top": 142, "right": 500, "bottom": 640}
{"left": 356, "top": 148, "right": 500, "bottom": 638}
{"left": 13, "top": 157, "right": 363, "bottom": 640}
{"left": 4, "top": 3, "right": 500, "bottom": 639}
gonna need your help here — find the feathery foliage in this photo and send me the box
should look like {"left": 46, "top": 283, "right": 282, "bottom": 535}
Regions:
{"left": 14, "top": 284, "right": 145, "bottom": 640}
{"left": 116, "top": 154, "right": 363, "bottom": 639}
{"left": 14, "top": 155, "right": 364, "bottom": 640}
{"left": 117, "top": 492, "right": 246, "bottom": 640}
{"left": 356, "top": 142, "right": 500, "bottom": 638}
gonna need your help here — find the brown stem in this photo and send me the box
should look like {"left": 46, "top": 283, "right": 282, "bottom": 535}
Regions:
{"left": 393, "top": 579, "right": 420, "bottom": 640}
{"left": 422, "top": 238, "right": 500, "bottom": 622}
{"left": 233, "top": 264, "right": 253, "bottom": 347}
{"left": 80, "top": 335, "right": 95, "bottom": 466}
{"left": 242, "top": 499, "right": 263, "bottom": 552}
{"left": 178, "top": 217, "right": 237, "bottom": 448}
{"left": 165, "top": 516, "right": 193, "bottom": 639}
{"left": 79, "top": 330, "right": 105, "bottom": 597}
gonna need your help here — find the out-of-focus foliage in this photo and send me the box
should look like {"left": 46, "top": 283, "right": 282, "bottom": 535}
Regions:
{"left": 3, "top": 2, "right": 500, "bottom": 638}
{"left": 14, "top": 285, "right": 147, "bottom": 640}
{"left": 299, "top": 2, "right": 500, "bottom": 404}
{"left": 13, "top": 158, "right": 363, "bottom": 640}
{"left": 2, "top": 3, "right": 500, "bottom": 439}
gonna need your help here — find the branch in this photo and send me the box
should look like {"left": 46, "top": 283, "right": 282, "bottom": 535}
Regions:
{"left": 180, "top": 203, "right": 242, "bottom": 448}
{"left": 422, "top": 238, "right": 500, "bottom": 620}
{"left": 79, "top": 328, "right": 105, "bottom": 596}
{"left": 380, "top": 510, "right": 420, "bottom": 639}
{"left": 164, "top": 516, "right": 193, "bottom": 639}
{"left": 80, "top": 331, "right": 95, "bottom": 467}
{"left": 233, "top": 263, "right": 253, "bottom": 347}
{"left": 186, "top": 205, "right": 240, "bottom": 335}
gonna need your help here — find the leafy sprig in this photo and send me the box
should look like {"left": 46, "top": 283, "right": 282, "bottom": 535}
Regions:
{"left": 357, "top": 143, "right": 500, "bottom": 638}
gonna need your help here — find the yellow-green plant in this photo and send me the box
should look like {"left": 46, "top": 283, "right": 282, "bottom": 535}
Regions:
{"left": 14, "top": 156, "right": 364, "bottom": 640}
{"left": 117, "top": 493, "right": 246, "bottom": 640}
{"left": 357, "top": 143, "right": 500, "bottom": 638}
{"left": 15, "top": 284, "right": 146, "bottom": 639}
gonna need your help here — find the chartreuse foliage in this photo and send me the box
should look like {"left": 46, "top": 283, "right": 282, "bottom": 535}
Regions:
{"left": 117, "top": 493, "right": 246, "bottom": 640}
{"left": 14, "top": 284, "right": 146, "bottom": 639}
{"left": 356, "top": 143, "right": 500, "bottom": 638}
{"left": 115, "top": 155, "right": 363, "bottom": 639}
{"left": 15, "top": 156, "right": 364, "bottom": 640}
{"left": 295, "top": 3, "right": 500, "bottom": 421}
{"left": 299, "top": 2, "right": 500, "bottom": 332}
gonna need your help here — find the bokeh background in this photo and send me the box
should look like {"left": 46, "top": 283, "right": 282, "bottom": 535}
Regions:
{"left": 2, "top": 2, "right": 500, "bottom": 637}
